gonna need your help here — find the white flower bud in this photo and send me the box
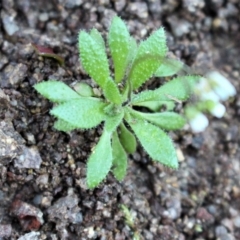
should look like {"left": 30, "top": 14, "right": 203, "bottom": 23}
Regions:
{"left": 210, "top": 103, "right": 226, "bottom": 118}
{"left": 206, "top": 71, "right": 236, "bottom": 101}
{"left": 189, "top": 113, "right": 209, "bottom": 133}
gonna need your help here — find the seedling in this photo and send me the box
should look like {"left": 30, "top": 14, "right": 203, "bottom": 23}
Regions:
{"left": 34, "top": 16, "right": 199, "bottom": 189}
{"left": 121, "top": 204, "right": 142, "bottom": 240}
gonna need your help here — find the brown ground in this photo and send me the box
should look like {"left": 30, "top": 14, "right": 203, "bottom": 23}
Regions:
{"left": 0, "top": 0, "right": 240, "bottom": 239}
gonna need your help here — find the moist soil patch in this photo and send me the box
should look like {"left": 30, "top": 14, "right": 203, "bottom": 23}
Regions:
{"left": 0, "top": 0, "right": 240, "bottom": 239}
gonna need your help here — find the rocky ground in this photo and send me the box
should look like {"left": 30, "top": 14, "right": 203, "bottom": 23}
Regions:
{"left": 0, "top": 0, "right": 240, "bottom": 239}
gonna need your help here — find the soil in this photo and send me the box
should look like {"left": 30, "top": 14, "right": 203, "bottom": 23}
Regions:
{"left": 0, "top": 0, "right": 240, "bottom": 239}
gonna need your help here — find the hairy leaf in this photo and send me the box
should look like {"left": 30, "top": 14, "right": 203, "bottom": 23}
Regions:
{"left": 90, "top": 29, "right": 105, "bottom": 49}
{"left": 121, "top": 205, "right": 134, "bottom": 228}
{"left": 50, "top": 98, "right": 107, "bottom": 129}
{"left": 131, "top": 75, "right": 200, "bottom": 105}
{"left": 156, "top": 75, "right": 200, "bottom": 100}
{"left": 126, "top": 37, "right": 138, "bottom": 67}
{"left": 128, "top": 28, "right": 167, "bottom": 90}
{"left": 122, "top": 38, "right": 138, "bottom": 101}
{"left": 105, "top": 109, "right": 124, "bottom": 132}
{"left": 132, "top": 100, "right": 175, "bottom": 112}
{"left": 112, "top": 131, "right": 128, "bottom": 181}
{"left": 79, "top": 31, "right": 110, "bottom": 89}
{"left": 34, "top": 81, "right": 81, "bottom": 103}
{"left": 129, "top": 109, "right": 186, "bottom": 130}
{"left": 87, "top": 130, "right": 112, "bottom": 189}
{"left": 119, "top": 122, "right": 137, "bottom": 154}
{"left": 126, "top": 112, "right": 178, "bottom": 169}
{"left": 73, "top": 82, "right": 94, "bottom": 97}
{"left": 103, "top": 78, "right": 122, "bottom": 104}
{"left": 155, "top": 58, "right": 184, "bottom": 77}
{"left": 54, "top": 119, "right": 77, "bottom": 132}
{"left": 121, "top": 83, "right": 130, "bottom": 103}
{"left": 109, "top": 16, "right": 131, "bottom": 83}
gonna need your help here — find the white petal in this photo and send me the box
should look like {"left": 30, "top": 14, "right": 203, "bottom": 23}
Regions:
{"left": 195, "top": 77, "right": 219, "bottom": 102}
{"left": 195, "top": 77, "right": 209, "bottom": 92}
{"left": 194, "top": 78, "right": 210, "bottom": 95}
{"left": 210, "top": 103, "right": 226, "bottom": 118}
{"left": 206, "top": 71, "right": 236, "bottom": 101}
{"left": 200, "top": 90, "right": 220, "bottom": 102}
{"left": 189, "top": 113, "right": 209, "bottom": 133}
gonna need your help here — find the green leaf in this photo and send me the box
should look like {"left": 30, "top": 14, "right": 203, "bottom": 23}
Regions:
{"left": 119, "top": 122, "right": 137, "bottom": 154}
{"left": 73, "top": 82, "right": 94, "bottom": 97}
{"left": 87, "top": 130, "right": 112, "bottom": 189}
{"left": 155, "top": 58, "right": 184, "bottom": 77}
{"left": 131, "top": 75, "right": 200, "bottom": 105}
{"left": 157, "top": 75, "right": 200, "bottom": 100}
{"left": 103, "top": 78, "right": 122, "bottom": 104}
{"left": 50, "top": 98, "right": 107, "bottom": 129}
{"left": 128, "top": 28, "right": 167, "bottom": 90}
{"left": 112, "top": 131, "right": 128, "bottom": 181}
{"left": 125, "top": 112, "right": 178, "bottom": 169}
{"left": 53, "top": 119, "right": 77, "bottom": 132}
{"left": 108, "top": 16, "right": 131, "bottom": 83}
{"left": 90, "top": 29, "right": 105, "bottom": 49}
{"left": 122, "top": 38, "right": 138, "bottom": 101}
{"left": 132, "top": 100, "right": 175, "bottom": 112}
{"left": 79, "top": 30, "right": 110, "bottom": 89}
{"left": 129, "top": 109, "right": 186, "bottom": 130}
{"left": 34, "top": 80, "right": 82, "bottom": 103}
{"left": 126, "top": 37, "right": 138, "bottom": 67}
{"left": 121, "top": 205, "right": 134, "bottom": 228}
{"left": 105, "top": 108, "right": 124, "bottom": 132}
{"left": 121, "top": 83, "right": 130, "bottom": 103}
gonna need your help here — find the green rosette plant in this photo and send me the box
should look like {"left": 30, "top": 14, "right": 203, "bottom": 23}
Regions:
{"left": 34, "top": 16, "right": 199, "bottom": 189}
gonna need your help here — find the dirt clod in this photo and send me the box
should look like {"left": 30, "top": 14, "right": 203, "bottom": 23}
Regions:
{"left": 0, "top": 0, "right": 239, "bottom": 239}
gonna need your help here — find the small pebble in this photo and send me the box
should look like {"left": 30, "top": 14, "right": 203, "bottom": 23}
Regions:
{"left": 215, "top": 225, "right": 228, "bottom": 236}
{"left": 18, "top": 231, "right": 40, "bottom": 240}
{"left": 233, "top": 216, "right": 240, "bottom": 228}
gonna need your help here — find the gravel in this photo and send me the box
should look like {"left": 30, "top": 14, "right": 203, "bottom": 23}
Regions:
{"left": 0, "top": 0, "right": 239, "bottom": 239}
